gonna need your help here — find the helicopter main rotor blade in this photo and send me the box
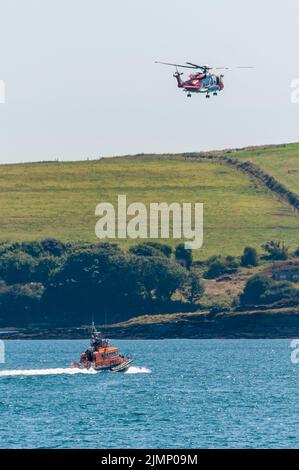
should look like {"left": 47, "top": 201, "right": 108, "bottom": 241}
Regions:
{"left": 215, "top": 66, "right": 254, "bottom": 70}
{"left": 185, "top": 62, "right": 205, "bottom": 69}
{"left": 155, "top": 61, "right": 197, "bottom": 69}
{"left": 155, "top": 61, "right": 254, "bottom": 71}
{"left": 186, "top": 62, "right": 215, "bottom": 71}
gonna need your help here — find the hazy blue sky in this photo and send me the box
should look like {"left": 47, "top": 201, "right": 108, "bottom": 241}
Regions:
{"left": 0, "top": 0, "right": 298, "bottom": 163}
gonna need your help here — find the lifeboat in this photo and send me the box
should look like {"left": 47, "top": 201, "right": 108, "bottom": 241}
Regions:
{"left": 71, "top": 323, "right": 133, "bottom": 372}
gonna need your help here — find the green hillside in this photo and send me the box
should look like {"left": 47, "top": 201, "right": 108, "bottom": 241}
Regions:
{"left": 0, "top": 145, "right": 298, "bottom": 260}
{"left": 231, "top": 143, "right": 299, "bottom": 195}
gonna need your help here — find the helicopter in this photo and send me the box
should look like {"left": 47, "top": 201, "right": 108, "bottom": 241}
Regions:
{"left": 155, "top": 61, "right": 253, "bottom": 98}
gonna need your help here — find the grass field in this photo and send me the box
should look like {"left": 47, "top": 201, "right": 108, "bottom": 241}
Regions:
{"left": 231, "top": 143, "right": 299, "bottom": 195}
{"left": 0, "top": 149, "right": 298, "bottom": 260}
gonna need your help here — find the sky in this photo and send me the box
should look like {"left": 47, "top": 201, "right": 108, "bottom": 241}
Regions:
{"left": 0, "top": 0, "right": 298, "bottom": 163}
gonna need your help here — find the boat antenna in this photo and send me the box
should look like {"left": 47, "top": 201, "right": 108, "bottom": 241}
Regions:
{"left": 91, "top": 315, "right": 96, "bottom": 334}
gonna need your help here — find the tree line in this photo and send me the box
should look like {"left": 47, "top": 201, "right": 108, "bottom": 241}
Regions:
{"left": 0, "top": 238, "right": 298, "bottom": 328}
{"left": 0, "top": 239, "right": 203, "bottom": 327}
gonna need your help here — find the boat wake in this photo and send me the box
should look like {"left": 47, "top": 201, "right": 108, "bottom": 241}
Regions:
{"left": 125, "top": 366, "right": 151, "bottom": 374}
{"left": 0, "top": 366, "right": 151, "bottom": 377}
{"left": 0, "top": 367, "right": 97, "bottom": 378}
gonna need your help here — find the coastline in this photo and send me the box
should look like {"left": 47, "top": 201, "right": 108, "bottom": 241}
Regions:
{"left": 2, "top": 308, "right": 299, "bottom": 340}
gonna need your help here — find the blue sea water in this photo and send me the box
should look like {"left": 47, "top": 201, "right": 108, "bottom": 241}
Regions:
{"left": 0, "top": 339, "right": 298, "bottom": 449}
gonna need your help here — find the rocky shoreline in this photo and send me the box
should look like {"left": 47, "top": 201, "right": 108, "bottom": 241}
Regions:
{"left": 2, "top": 308, "right": 299, "bottom": 340}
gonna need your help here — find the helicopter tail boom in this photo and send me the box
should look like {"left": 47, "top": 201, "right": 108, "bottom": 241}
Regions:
{"left": 173, "top": 71, "right": 183, "bottom": 88}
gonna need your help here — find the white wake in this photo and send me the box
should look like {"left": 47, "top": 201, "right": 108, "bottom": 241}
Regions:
{"left": 125, "top": 366, "right": 151, "bottom": 374}
{"left": 0, "top": 367, "right": 97, "bottom": 378}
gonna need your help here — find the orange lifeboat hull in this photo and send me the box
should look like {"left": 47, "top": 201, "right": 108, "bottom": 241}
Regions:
{"left": 72, "top": 345, "right": 133, "bottom": 372}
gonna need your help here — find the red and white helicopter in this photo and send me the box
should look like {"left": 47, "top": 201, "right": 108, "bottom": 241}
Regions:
{"left": 155, "top": 61, "right": 253, "bottom": 98}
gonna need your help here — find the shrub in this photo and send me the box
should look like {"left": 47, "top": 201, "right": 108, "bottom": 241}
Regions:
{"left": 209, "top": 303, "right": 231, "bottom": 315}
{"left": 181, "top": 270, "right": 205, "bottom": 304}
{"left": 240, "top": 275, "right": 273, "bottom": 305}
{"left": 262, "top": 240, "right": 289, "bottom": 261}
{"left": 175, "top": 243, "right": 193, "bottom": 270}
{"left": 204, "top": 256, "right": 239, "bottom": 279}
{"left": 33, "top": 256, "right": 62, "bottom": 284}
{"left": 240, "top": 274, "right": 298, "bottom": 305}
{"left": 39, "top": 239, "right": 67, "bottom": 257}
{"left": 142, "top": 242, "right": 172, "bottom": 258}
{"left": 0, "top": 252, "right": 36, "bottom": 284}
{"left": 0, "top": 239, "right": 68, "bottom": 258}
{"left": 129, "top": 244, "right": 166, "bottom": 258}
{"left": 0, "top": 283, "right": 44, "bottom": 326}
{"left": 260, "top": 281, "right": 298, "bottom": 304}
{"left": 241, "top": 247, "right": 259, "bottom": 267}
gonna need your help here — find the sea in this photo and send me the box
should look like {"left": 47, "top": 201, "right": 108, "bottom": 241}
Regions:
{"left": 0, "top": 339, "right": 298, "bottom": 449}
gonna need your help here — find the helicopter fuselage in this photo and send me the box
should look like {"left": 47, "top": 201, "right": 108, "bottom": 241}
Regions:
{"left": 174, "top": 71, "right": 224, "bottom": 98}
{"left": 155, "top": 60, "right": 252, "bottom": 99}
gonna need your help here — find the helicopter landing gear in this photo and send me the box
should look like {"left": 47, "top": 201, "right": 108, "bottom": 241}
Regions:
{"left": 206, "top": 94, "right": 210, "bottom": 99}
{"left": 213, "top": 92, "right": 218, "bottom": 96}
{"left": 187, "top": 93, "right": 192, "bottom": 98}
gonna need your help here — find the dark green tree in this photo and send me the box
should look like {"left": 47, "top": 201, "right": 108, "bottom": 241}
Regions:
{"left": 240, "top": 275, "right": 273, "bottom": 305}
{"left": 0, "top": 252, "right": 36, "bottom": 284}
{"left": 0, "top": 283, "right": 44, "bottom": 326}
{"left": 143, "top": 242, "right": 172, "bottom": 258}
{"left": 152, "top": 257, "right": 188, "bottom": 301}
{"left": 204, "top": 256, "right": 239, "bottom": 279}
{"left": 241, "top": 247, "right": 259, "bottom": 267}
{"left": 129, "top": 244, "right": 165, "bottom": 258}
{"left": 33, "top": 256, "right": 62, "bottom": 284}
{"left": 262, "top": 240, "right": 289, "bottom": 261}
{"left": 181, "top": 270, "right": 205, "bottom": 304}
{"left": 129, "top": 242, "right": 172, "bottom": 258}
{"left": 39, "top": 239, "right": 68, "bottom": 257}
{"left": 175, "top": 243, "right": 193, "bottom": 270}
